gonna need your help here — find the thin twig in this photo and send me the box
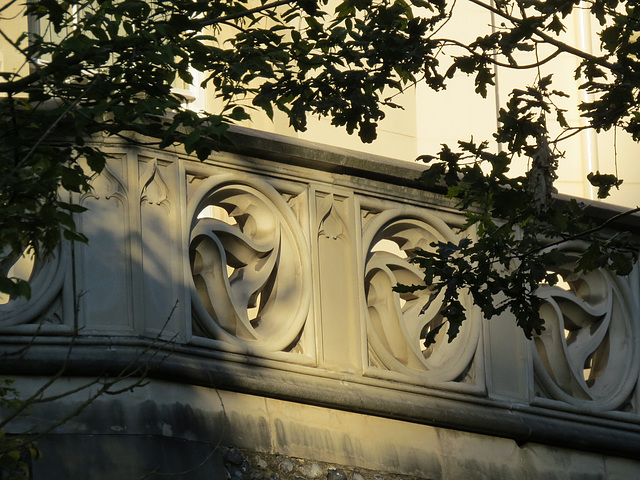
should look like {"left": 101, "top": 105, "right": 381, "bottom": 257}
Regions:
{"left": 465, "top": 0, "right": 618, "bottom": 72}
{"left": 198, "top": 0, "right": 293, "bottom": 27}
{"left": 520, "top": 206, "right": 640, "bottom": 259}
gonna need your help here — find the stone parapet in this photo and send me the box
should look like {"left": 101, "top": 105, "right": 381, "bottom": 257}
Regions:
{"left": 1, "top": 128, "right": 639, "bottom": 477}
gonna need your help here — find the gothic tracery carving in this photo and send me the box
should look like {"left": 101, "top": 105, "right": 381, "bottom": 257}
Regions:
{"left": 140, "top": 157, "right": 171, "bottom": 208}
{"left": 0, "top": 246, "right": 67, "bottom": 327}
{"left": 188, "top": 174, "right": 311, "bottom": 353}
{"left": 534, "top": 255, "right": 640, "bottom": 411}
{"left": 363, "top": 210, "right": 480, "bottom": 383}
{"left": 84, "top": 162, "right": 127, "bottom": 203}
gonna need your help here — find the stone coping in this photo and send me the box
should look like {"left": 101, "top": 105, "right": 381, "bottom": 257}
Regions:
{"left": 224, "top": 125, "right": 640, "bottom": 233}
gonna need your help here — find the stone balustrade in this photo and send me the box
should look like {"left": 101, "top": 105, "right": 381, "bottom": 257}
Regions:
{"left": 1, "top": 127, "right": 640, "bottom": 478}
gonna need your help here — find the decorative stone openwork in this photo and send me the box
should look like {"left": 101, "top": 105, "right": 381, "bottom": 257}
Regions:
{"left": 0, "top": 246, "right": 67, "bottom": 328}
{"left": 534, "top": 250, "right": 640, "bottom": 411}
{"left": 188, "top": 174, "right": 311, "bottom": 354}
{"left": 362, "top": 209, "right": 480, "bottom": 384}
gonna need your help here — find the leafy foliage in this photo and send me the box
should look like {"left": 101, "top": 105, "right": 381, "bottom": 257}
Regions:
{"left": 413, "top": 132, "right": 636, "bottom": 344}
{"left": 405, "top": 0, "right": 640, "bottom": 345}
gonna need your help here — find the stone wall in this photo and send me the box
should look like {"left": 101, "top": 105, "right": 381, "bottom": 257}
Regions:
{"left": 222, "top": 447, "right": 428, "bottom": 480}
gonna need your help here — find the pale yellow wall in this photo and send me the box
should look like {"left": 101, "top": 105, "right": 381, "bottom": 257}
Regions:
{"left": 417, "top": 2, "right": 639, "bottom": 208}
{"left": 0, "top": 2, "right": 30, "bottom": 82}
{"left": 416, "top": 1, "right": 498, "bottom": 158}
{"left": 297, "top": 86, "right": 418, "bottom": 160}
{"left": 245, "top": 87, "right": 418, "bottom": 161}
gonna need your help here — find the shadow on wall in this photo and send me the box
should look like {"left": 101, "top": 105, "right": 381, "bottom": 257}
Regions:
{"left": 0, "top": 148, "right": 317, "bottom": 479}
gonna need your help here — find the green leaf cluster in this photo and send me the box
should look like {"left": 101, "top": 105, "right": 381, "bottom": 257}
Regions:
{"left": 415, "top": 129, "right": 636, "bottom": 344}
{"left": 414, "top": 70, "right": 636, "bottom": 343}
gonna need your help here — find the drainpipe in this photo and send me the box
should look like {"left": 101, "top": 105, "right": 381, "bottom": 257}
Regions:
{"left": 576, "top": 2, "right": 599, "bottom": 200}
{"left": 490, "top": 0, "right": 501, "bottom": 153}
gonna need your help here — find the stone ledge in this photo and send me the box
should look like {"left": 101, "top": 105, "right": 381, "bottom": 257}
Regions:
{"left": 7, "top": 378, "right": 640, "bottom": 479}
{"left": 1, "top": 339, "right": 639, "bottom": 460}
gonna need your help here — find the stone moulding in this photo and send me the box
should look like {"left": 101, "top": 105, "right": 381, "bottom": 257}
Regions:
{"left": 1, "top": 126, "right": 640, "bottom": 464}
{"left": 0, "top": 339, "right": 639, "bottom": 459}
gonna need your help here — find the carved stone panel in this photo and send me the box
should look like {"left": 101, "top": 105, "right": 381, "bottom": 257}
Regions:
{"left": 534, "top": 254, "right": 640, "bottom": 412}
{"left": 314, "top": 191, "right": 361, "bottom": 370}
{"left": 139, "top": 156, "right": 182, "bottom": 337}
{"left": 362, "top": 208, "right": 481, "bottom": 385}
{"left": 76, "top": 157, "right": 134, "bottom": 332}
{"left": 188, "top": 173, "right": 312, "bottom": 355}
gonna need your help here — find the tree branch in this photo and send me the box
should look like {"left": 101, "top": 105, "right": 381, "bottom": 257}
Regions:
{"left": 465, "top": 0, "right": 618, "bottom": 72}
{"left": 437, "top": 38, "right": 562, "bottom": 69}
{"left": 521, "top": 206, "right": 640, "bottom": 259}
{"left": 198, "top": 0, "right": 294, "bottom": 27}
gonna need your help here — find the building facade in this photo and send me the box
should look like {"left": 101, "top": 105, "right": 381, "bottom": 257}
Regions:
{"left": 1, "top": 1, "right": 640, "bottom": 478}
